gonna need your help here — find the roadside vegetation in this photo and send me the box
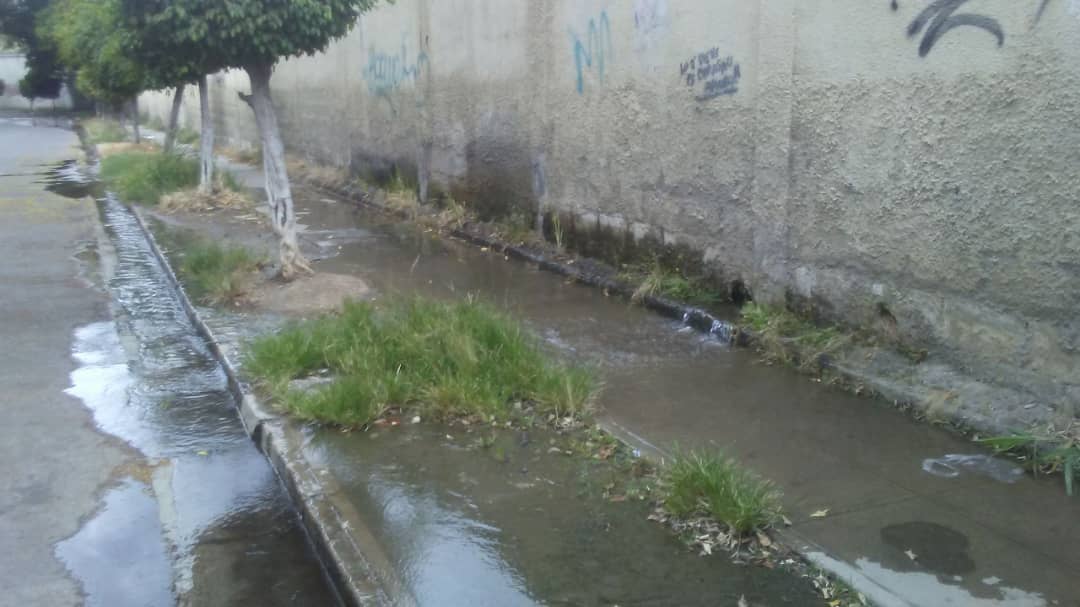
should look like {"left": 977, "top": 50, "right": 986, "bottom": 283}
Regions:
{"left": 177, "top": 240, "right": 261, "bottom": 306}
{"left": 661, "top": 449, "right": 782, "bottom": 535}
{"left": 620, "top": 260, "right": 724, "bottom": 308}
{"left": 980, "top": 426, "right": 1080, "bottom": 496}
{"left": 99, "top": 149, "right": 248, "bottom": 208}
{"left": 154, "top": 226, "right": 262, "bottom": 305}
{"left": 740, "top": 302, "right": 849, "bottom": 371}
{"left": 245, "top": 298, "right": 599, "bottom": 428}
{"left": 83, "top": 118, "right": 129, "bottom": 144}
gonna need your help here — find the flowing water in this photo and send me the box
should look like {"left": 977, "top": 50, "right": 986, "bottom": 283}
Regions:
{"left": 47, "top": 163, "right": 337, "bottom": 606}
{"left": 247, "top": 186, "right": 1078, "bottom": 607}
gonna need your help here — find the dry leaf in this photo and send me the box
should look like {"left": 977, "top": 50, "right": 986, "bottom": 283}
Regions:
{"left": 810, "top": 509, "right": 830, "bottom": 519}
{"left": 755, "top": 531, "right": 773, "bottom": 547}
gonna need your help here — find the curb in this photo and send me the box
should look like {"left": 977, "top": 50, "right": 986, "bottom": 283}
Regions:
{"left": 129, "top": 206, "right": 414, "bottom": 607}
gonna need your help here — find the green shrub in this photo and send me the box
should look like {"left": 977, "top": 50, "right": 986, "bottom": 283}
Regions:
{"left": 245, "top": 298, "right": 599, "bottom": 427}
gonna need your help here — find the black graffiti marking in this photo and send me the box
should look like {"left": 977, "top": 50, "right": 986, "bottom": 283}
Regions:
{"left": 680, "top": 48, "right": 741, "bottom": 100}
{"left": 906, "top": 0, "right": 1005, "bottom": 57}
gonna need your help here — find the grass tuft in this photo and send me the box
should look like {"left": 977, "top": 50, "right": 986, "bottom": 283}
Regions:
{"left": 740, "top": 302, "right": 848, "bottom": 370}
{"left": 245, "top": 297, "right": 599, "bottom": 427}
{"left": 99, "top": 151, "right": 199, "bottom": 205}
{"left": 84, "top": 118, "right": 129, "bottom": 144}
{"left": 175, "top": 239, "right": 261, "bottom": 305}
{"left": 662, "top": 449, "right": 782, "bottom": 535}
{"left": 623, "top": 260, "right": 723, "bottom": 308}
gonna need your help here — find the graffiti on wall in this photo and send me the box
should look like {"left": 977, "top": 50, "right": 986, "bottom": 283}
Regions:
{"left": 680, "top": 47, "right": 741, "bottom": 100}
{"left": 891, "top": 0, "right": 1052, "bottom": 57}
{"left": 571, "top": 11, "right": 613, "bottom": 94}
{"left": 363, "top": 37, "right": 428, "bottom": 96}
{"left": 634, "top": 0, "right": 668, "bottom": 36}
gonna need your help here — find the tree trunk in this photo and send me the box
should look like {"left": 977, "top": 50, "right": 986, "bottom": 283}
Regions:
{"left": 244, "top": 63, "right": 310, "bottom": 279}
{"left": 130, "top": 97, "right": 141, "bottom": 143}
{"left": 198, "top": 77, "right": 215, "bottom": 193}
{"left": 163, "top": 84, "right": 185, "bottom": 154}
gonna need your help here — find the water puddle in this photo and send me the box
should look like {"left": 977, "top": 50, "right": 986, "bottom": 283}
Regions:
{"left": 55, "top": 479, "right": 174, "bottom": 607}
{"left": 307, "top": 425, "right": 818, "bottom": 606}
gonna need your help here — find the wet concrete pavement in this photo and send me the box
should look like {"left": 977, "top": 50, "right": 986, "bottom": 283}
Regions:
{"left": 0, "top": 117, "right": 337, "bottom": 605}
{"left": 276, "top": 188, "right": 1080, "bottom": 607}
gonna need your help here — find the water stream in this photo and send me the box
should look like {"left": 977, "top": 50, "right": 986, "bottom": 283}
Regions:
{"left": 47, "top": 162, "right": 338, "bottom": 606}
{"left": 270, "top": 186, "right": 1078, "bottom": 607}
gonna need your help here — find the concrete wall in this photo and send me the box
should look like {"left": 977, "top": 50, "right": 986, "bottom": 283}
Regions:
{"left": 143, "top": 0, "right": 1080, "bottom": 410}
{"left": 0, "top": 52, "right": 74, "bottom": 111}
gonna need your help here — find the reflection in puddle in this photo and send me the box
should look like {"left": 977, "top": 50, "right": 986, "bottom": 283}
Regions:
{"left": 809, "top": 552, "right": 1048, "bottom": 607}
{"left": 922, "top": 454, "right": 1024, "bottom": 484}
{"left": 54, "top": 479, "right": 174, "bottom": 607}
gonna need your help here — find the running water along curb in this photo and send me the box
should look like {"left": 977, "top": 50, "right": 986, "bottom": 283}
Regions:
{"left": 129, "top": 205, "right": 414, "bottom": 607}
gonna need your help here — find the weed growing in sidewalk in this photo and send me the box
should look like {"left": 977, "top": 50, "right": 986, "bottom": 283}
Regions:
{"left": 245, "top": 297, "right": 599, "bottom": 427}
{"left": 740, "top": 302, "right": 848, "bottom": 371}
{"left": 100, "top": 151, "right": 199, "bottom": 204}
{"left": 84, "top": 118, "right": 129, "bottom": 144}
{"left": 176, "top": 239, "right": 261, "bottom": 305}
{"left": 661, "top": 449, "right": 782, "bottom": 536}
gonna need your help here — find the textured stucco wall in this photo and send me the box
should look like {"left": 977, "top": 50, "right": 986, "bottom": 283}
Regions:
{"left": 142, "top": 0, "right": 1080, "bottom": 409}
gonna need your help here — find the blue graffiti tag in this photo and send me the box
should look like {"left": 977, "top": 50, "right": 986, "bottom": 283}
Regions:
{"left": 363, "top": 39, "right": 428, "bottom": 96}
{"left": 571, "top": 11, "right": 613, "bottom": 94}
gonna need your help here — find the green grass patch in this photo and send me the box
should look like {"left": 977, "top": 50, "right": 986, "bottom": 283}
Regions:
{"left": 979, "top": 430, "right": 1080, "bottom": 496}
{"left": 662, "top": 449, "right": 782, "bottom": 535}
{"left": 100, "top": 151, "right": 199, "bottom": 205}
{"left": 83, "top": 118, "right": 129, "bottom": 144}
{"left": 621, "top": 260, "right": 723, "bottom": 308}
{"left": 740, "top": 302, "right": 848, "bottom": 370}
{"left": 174, "top": 238, "right": 261, "bottom": 305}
{"left": 245, "top": 298, "right": 599, "bottom": 427}
{"left": 176, "top": 127, "right": 200, "bottom": 145}
{"left": 145, "top": 115, "right": 167, "bottom": 131}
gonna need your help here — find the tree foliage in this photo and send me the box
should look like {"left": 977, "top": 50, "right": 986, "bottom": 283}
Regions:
{"left": 0, "top": 0, "right": 64, "bottom": 99}
{"left": 159, "top": 0, "right": 378, "bottom": 71}
{"left": 43, "top": 0, "right": 145, "bottom": 105}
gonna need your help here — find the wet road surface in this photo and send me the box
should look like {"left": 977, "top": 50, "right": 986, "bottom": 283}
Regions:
{"left": 0, "top": 117, "right": 336, "bottom": 606}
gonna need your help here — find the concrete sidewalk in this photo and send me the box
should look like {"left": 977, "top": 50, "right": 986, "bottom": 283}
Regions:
{"left": 0, "top": 118, "right": 127, "bottom": 605}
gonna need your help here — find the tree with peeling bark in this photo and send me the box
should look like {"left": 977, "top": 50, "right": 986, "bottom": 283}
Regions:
{"left": 42, "top": 0, "right": 146, "bottom": 142}
{"left": 119, "top": 1, "right": 226, "bottom": 190}
{"left": 158, "top": 0, "right": 379, "bottom": 279}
